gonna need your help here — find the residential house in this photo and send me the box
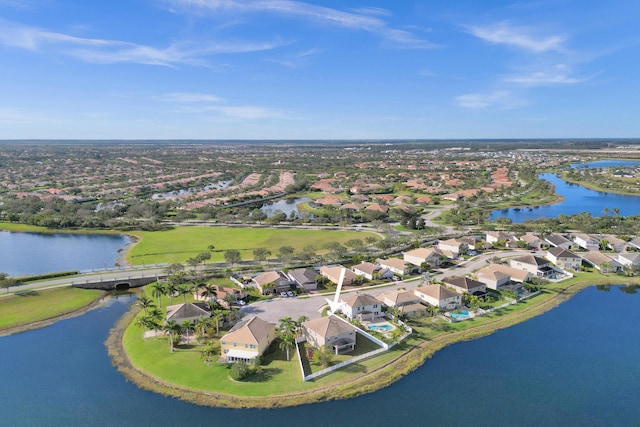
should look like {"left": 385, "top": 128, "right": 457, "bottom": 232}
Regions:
{"left": 601, "top": 235, "right": 627, "bottom": 253}
{"left": 581, "top": 251, "right": 623, "bottom": 273}
{"left": 302, "top": 315, "right": 357, "bottom": 355}
{"left": 165, "top": 303, "right": 210, "bottom": 323}
{"left": 376, "top": 257, "right": 410, "bottom": 276}
{"left": 376, "top": 290, "right": 426, "bottom": 317}
{"left": 458, "top": 236, "right": 481, "bottom": 251}
{"left": 573, "top": 233, "right": 599, "bottom": 251}
{"left": 545, "top": 233, "right": 574, "bottom": 250}
{"left": 485, "top": 231, "right": 519, "bottom": 248}
{"left": 252, "top": 271, "right": 291, "bottom": 295}
{"left": 340, "top": 293, "right": 382, "bottom": 321}
{"left": 442, "top": 276, "right": 486, "bottom": 295}
{"left": 193, "top": 285, "right": 246, "bottom": 308}
{"left": 219, "top": 316, "right": 276, "bottom": 363}
{"left": 546, "top": 247, "right": 582, "bottom": 270}
{"left": 628, "top": 236, "right": 640, "bottom": 250}
{"left": 403, "top": 247, "right": 444, "bottom": 268}
{"left": 352, "top": 261, "right": 393, "bottom": 281}
{"left": 617, "top": 252, "right": 640, "bottom": 269}
{"left": 509, "top": 255, "right": 554, "bottom": 277}
{"left": 413, "top": 285, "right": 461, "bottom": 310}
{"left": 519, "top": 233, "right": 549, "bottom": 250}
{"left": 477, "top": 267, "right": 511, "bottom": 290}
{"left": 287, "top": 268, "right": 320, "bottom": 291}
{"left": 319, "top": 265, "right": 357, "bottom": 286}
{"left": 437, "top": 238, "right": 468, "bottom": 257}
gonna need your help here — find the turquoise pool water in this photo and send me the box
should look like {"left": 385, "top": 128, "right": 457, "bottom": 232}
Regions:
{"left": 368, "top": 324, "right": 393, "bottom": 331}
{"left": 451, "top": 311, "right": 470, "bottom": 319}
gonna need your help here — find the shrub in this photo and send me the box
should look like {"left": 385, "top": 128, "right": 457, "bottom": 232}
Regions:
{"left": 229, "top": 361, "right": 255, "bottom": 381}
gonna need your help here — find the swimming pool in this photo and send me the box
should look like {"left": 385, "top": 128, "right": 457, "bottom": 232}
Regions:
{"left": 450, "top": 311, "right": 470, "bottom": 319}
{"left": 367, "top": 324, "right": 393, "bottom": 331}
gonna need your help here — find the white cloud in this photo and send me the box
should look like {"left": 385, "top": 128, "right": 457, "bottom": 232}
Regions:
{"left": 456, "top": 90, "right": 527, "bottom": 110}
{"left": 152, "top": 92, "right": 224, "bottom": 103}
{"left": 169, "top": 0, "right": 436, "bottom": 49}
{"left": 467, "top": 21, "right": 565, "bottom": 53}
{"left": 504, "top": 65, "right": 588, "bottom": 86}
{"left": 0, "top": 19, "right": 286, "bottom": 66}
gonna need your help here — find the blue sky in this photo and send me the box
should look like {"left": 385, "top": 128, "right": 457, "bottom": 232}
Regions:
{"left": 1, "top": 0, "right": 639, "bottom": 139}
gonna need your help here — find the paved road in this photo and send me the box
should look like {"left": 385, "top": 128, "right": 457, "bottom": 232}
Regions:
{"left": 1, "top": 266, "right": 168, "bottom": 296}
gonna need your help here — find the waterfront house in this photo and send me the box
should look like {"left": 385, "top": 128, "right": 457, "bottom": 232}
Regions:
{"left": 413, "top": 285, "right": 461, "bottom": 310}
{"left": 165, "top": 303, "right": 210, "bottom": 323}
{"left": 546, "top": 247, "right": 582, "bottom": 270}
{"left": 616, "top": 252, "right": 640, "bottom": 268}
{"left": 581, "top": 251, "right": 623, "bottom": 272}
{"left": 509, "top": 255, "right": 554, "bottom": 277}
{"left": 403, "top": 247, "right": 444, "bottom": 268}
{"left": 601, "top": 235, "right": 627, "bottom": 253}
{"left": 477, "top": 266, "right": 512, "bottom": 289}
{"left": 376, "top": 290, "right": 426, "bottom": 317}
{"left": 442, "top": 276, "right": 486, "bottom": 295}
{"left": 302, "top": 315, "right": 356, "bottom": 355}
{"left": 340, "top": 293, "right": 382, "bottom": 321}
{"left": 219, "top": 316, "right": 276, "bottom": 364}
{"left": 286, "top": 268, "right": 320, "bottom": 291}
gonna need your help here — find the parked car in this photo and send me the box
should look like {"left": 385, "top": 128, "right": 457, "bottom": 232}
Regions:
{"left": 287, "top": 290, "right": 295, "bottom": 297}
{"left": 280, "top": 292, "right": 288, "bottom": 298}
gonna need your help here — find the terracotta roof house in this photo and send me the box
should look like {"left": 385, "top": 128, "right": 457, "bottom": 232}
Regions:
{"left": 302, "top": 315, "right": 356, "bottom": 355}
{"left": 220, "top": 316, "right": 276, "bottom": 364}
{"left": 376, "top": 257, "right": 410, "bottom": 275}
{"left": 252, "top": 271, "right": 292, "bottom": 295}
{"left": 365, "top": 203, "right": 389, "bottom": 213}
{"left": 287, "top": 268, "right": 320, "bottom": 291}
{"left": 403, "top": 247, "right": 444, "bottom": 268}
{"left": 193, "top": 285, "right": 246, "bottom": 308}
{"left": 339, "top": 203, "right": 363, "bottom": 211}
{"left": 413, "top": 285, "right": 461, "bottom": 310}
{"left": 319, "top": 265, "right": 357, "bottom": 286}
{"left": 546, "top": 247, "right": 582, "bottom": 270}
{"left": 340, "top": 293, "right": 382, "bottom": 321}
{"left": 442, "top": 276, "right": 486, "bottom": 295}
{"left": 352, "top": 262, "right": 393, "bottom": 281}
{"left": 510, "top": 255, "right": 554, "bottom": 277}
{"left": 165, "top": 303, "right": 210, "bottom": 323}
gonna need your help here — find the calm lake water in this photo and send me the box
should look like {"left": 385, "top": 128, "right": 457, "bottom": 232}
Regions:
{"left": 1, "top": 287, "right": 638, "bottom": 426}
{"left": 260, "top": 197, "right": 311, "bottom": 217}
{"left": 491, "top": 173, "right": 640, "bottom": 222}
{"left": 0, "top": 231, "right": 130, "bottom": 276}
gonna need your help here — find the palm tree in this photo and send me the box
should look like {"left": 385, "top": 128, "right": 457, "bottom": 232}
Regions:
{"left": 277, "top": 317, "right": 298, "bottom": 361}
{"left": 166, "top": 282, "right": 178, "bottom": 305}
{"left": 178, "top": 283, "right": 191, "bottom": 305}
{"left": 200, "top": 284, "right": 218, "bottom": 302}
{"left": 194, "top": 317, "right": 211, "bottom": 342}
{"left": 135, "top": 315, "right": 155, "bottom": 340}
{"left": 211, "top": 309, "right": 225, "bottom": 336}
{"left": 136, "top": 295, "right": 154, "bottom": 315}
{"left": 387, "top": 305, "right": 402, "bottom": 321}
{"left": 150, "top": 282, "right": 166, "bottom": 308}
{"left": 162, "top": 320, "right": 182, "bottom": 352}
{"left": 181, "top": 320, "right": 195, "bottom": 345}
{"left": 200, "top": 342, "right": 217, "bottom": 366}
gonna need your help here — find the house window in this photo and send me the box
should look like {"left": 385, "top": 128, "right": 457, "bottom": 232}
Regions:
{"left": 233, "top": 342, "right": 237, "bottom": 347}
{"left": 221, "top": 341, "right": 226, "bottom": 345}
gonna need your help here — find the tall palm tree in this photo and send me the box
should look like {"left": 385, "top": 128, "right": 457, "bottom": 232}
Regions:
{"left": 211, "top": 309, "right": 225, "bottom": 336}
{"left": 179, "top": 283, "right": 192, "bottom": 305}
{"left": 135, "top": 315, "right": 155, "bottom": 340}
{"left": 200, "top": 284, "right": 218, "bottom": 302}
{"left": 162, "top": 320, "right": 182, "bottom": 352}
{"left": 136, "top": 295, "right": 154, "bottom": 315}
{"left": 181, "top": 320, "right": 195, "bottom": 345}
{"left": 194, "top": 317, "right": 211, "bottom": 342}
{"left": 277, "top": 328, "right": 296, "bottom": 361}
{"left": 166, "top": 282, "right": 178, "bottom": 305}
{"left": 150, "top": 282, "right": 166, "bottom": 308}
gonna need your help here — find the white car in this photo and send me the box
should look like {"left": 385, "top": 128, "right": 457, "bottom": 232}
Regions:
{"left": 287, "top": 291, "right": 295, "bottom": 297}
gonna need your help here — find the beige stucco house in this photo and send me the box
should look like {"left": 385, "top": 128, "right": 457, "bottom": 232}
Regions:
{"left": 219, "top": 316, "right": 276, "bottom": 364}
{"left": 403, "top": 247, "right": 444, "bottom": 268}
{"left": 302, "top": 315, "right": 357, "bottom": 354}
{"left": 413, "top": 284, "right": 461, "bottom": 310}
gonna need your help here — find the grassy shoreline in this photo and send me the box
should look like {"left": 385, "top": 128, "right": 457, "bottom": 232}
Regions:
{"left": 107, "top": 273, "right": 639, "bottom": 409}
{"left": 0, "top": 287, "right": 106, "bottom": 336}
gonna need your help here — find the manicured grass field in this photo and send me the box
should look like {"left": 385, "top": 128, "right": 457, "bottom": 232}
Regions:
{"left": 0, "top": 287, "right": 104, "bottom": 332}
{"left": 126, "top": 226, "right": 375, "bottom": 265}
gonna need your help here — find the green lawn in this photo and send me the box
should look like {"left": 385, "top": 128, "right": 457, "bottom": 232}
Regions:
{"left": 126, "top": 226, "right": 374, "bottom": 265}
{"left": 0, "top": 287, "right": 104, "bottom": 331}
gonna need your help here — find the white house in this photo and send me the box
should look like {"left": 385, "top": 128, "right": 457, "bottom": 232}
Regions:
{"left": 477, "top": 266, "right": 512, "bottom": 289}
{"left": 376, "top": 257, "right": 410, "bottom": 276}
{"left": 582, "top": 251, "right": 623, "bottom": 273}
{"left": 437, "top": 238, "right": 468, "bottom": 257}
{"left": 510, "top": 255, "right": 553, "bottom": 277}
{"left": 617, "top": 252, "right": 640, "bottom": 268}
{"left": 340, "top": 293, "right": 382, "bottom": 321}
{"left": 442, "top": 276, "right": 486, "bottom": 295}
{"left": 573, "top": 233, "right": 599, "bottom": 251}
{"left": 545, "top": 233, "right": 574, "bottom": 250}
{"left": 403, "top": 247, "right": 444, "bottom": 268}
{"left": 352, "top": 262, "right": 393, "bottom": 281}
